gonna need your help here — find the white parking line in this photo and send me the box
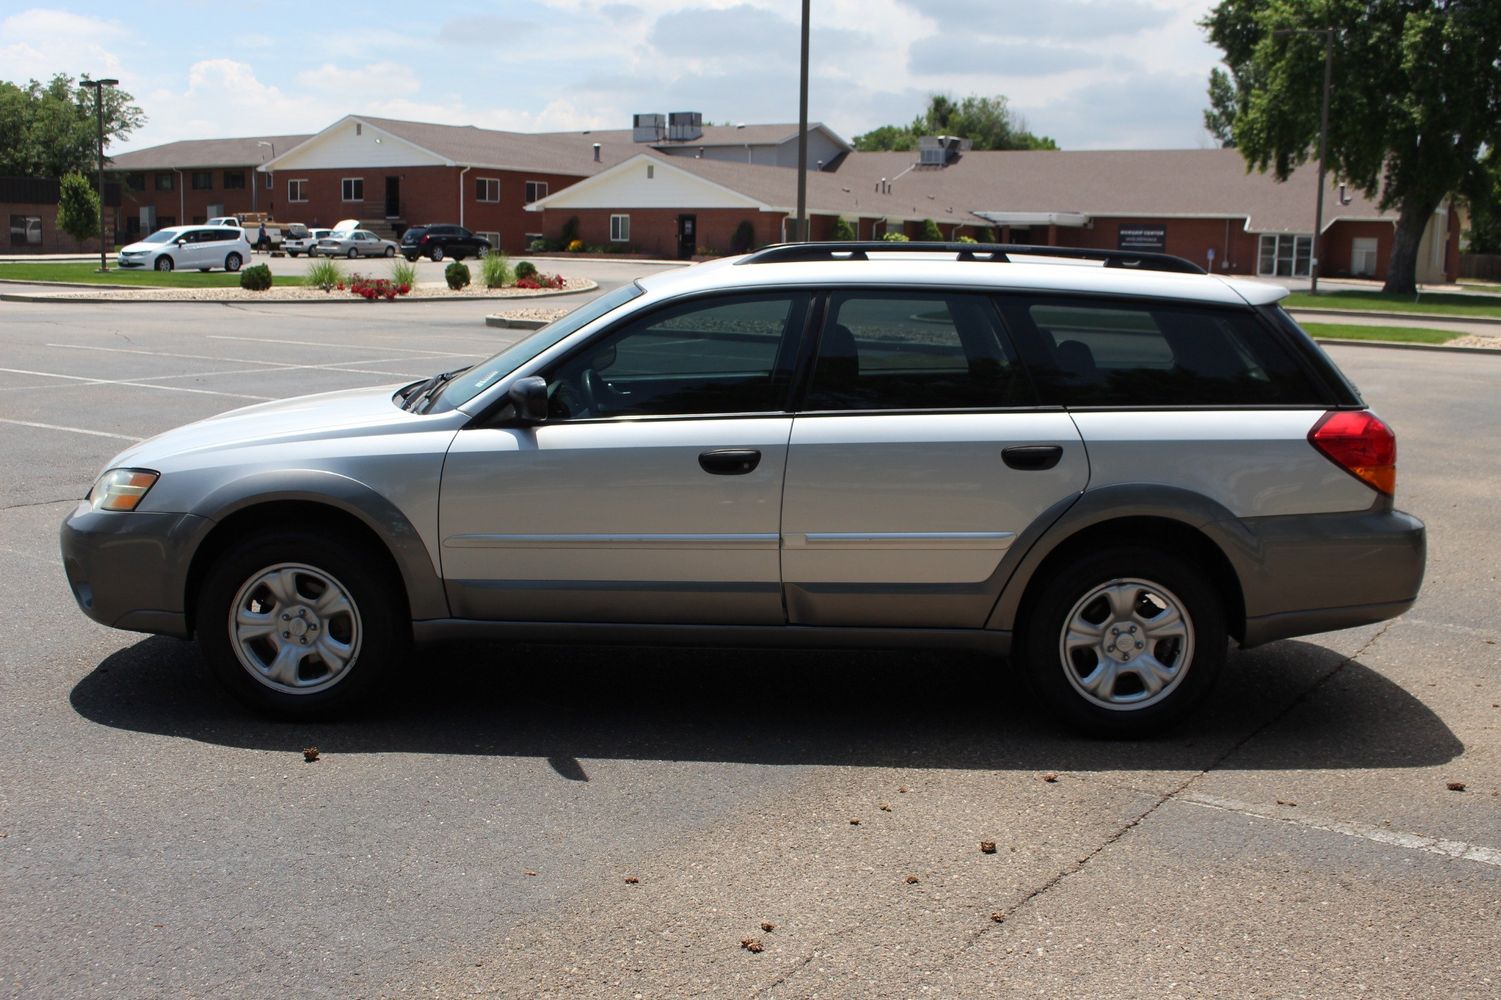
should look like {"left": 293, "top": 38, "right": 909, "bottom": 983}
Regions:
{"left": 0, "top": 366, "right": 272, "bottom": 401}
{"left": 1179, "top": 791, "right": 1501, "bottom": 868}
{"left": 0, "top": 417, "right": 142, "bottom": 442}
{"left": 209, "top": 334, "right": 498, "bottom": 353}
{"left": 47, "top": 342, "right": 464, "bottom": 369}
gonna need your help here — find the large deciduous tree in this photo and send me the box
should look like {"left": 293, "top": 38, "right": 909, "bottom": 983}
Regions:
{"left": 853, "top": 94, "right": 1058, "bottom": 152}
{"left": 0, "top": 73, "right": 146, "bottom": 178}
{"left": 1203, "top": 0, "right": 1501, "bottom": 294}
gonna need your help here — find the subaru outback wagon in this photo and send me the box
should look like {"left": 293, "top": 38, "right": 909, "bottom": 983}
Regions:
{"left": 61, "top": 242, "right": 1425, "bottom": 734}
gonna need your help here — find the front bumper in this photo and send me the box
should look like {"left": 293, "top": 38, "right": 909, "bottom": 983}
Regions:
{"left": 1235, "top": 507, "right": 1426, "bottom": 647}
{"left": 59, "top": 502, "right": 213, "bottom": 638}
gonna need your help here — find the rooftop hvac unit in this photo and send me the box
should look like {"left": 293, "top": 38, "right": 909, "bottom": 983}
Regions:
{"left": 633, "top": 113, "right": 666, "bottom": 143}
{"left": 668, "top": 111, "right": 703, "bottom": 142}
{"left": 917, "top": 134, "right": 972, "bottom": 166}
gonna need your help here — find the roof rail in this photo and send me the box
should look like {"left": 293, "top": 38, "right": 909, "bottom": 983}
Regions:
{"left": 736, "top": 241, "right": 1206, "bottom": 275}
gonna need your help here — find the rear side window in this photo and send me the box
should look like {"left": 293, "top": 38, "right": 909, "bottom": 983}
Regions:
{"left": 997, "top": 296, "right": 1325, "bottom": 406}
{"left": 805, "top": 292, "right": 1032, "bottom": 411}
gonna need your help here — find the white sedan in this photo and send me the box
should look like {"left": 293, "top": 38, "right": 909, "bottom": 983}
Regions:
{"left": 312, "top": 230, "right": 397, "bottom": 258}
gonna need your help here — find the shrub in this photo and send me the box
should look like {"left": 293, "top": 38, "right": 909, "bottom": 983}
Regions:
{"left": 882, "top": 231, "right": 911, "bottom": 242}
{"left": 560, "top": 215, "right": 580, "bottom": 247}
{"left": 346, "top": 273, "right": 409, "bottom": 300}
{"left": 445, "top": 260, "right": 471, "bottom": 290}
{"left": 307, "top": 258, "right": 342, "bottom": 292}
{"left": 956, "top": 234, "right": 979, "bottom": 244}
{"left": 528, "top": 237, "right": 548, "bottom": 252}
{"left": 481, "top": 251, "right": 510, "bottom": 288}
{"left": 239, "top": 263, "right": 273, "bottom": 291}
{"left": 567, "top": 239, "right": 584, "bottom": 252}
{"left": 731, "top": 219, "right": 758, "bottom": 253}
{"left": 514, "top": 272, "right": 566, "bottom": 290}
{"left": 514, "top": 260, "right": 538, "bottom": 281}
{"left": 391, "top": 258, "right": 418, "bottom": 290}
{"left": 921, "top": 218, "right": 944, "bottom": 241}
{"left": 831, "top": 217, "right": 855, "bottom": 241}
{"left": 57, "top": 172, "right": 101, "bottom": 246}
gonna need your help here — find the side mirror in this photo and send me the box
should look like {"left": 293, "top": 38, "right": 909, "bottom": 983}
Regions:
{"left": 175, "top": 238, "right": 187, "bottom": 246}
{"left": 507, "top": 375, "right": 549, "bottom": 425}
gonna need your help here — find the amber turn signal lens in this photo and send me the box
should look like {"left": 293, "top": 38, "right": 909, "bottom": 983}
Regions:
{"left": 1308, "top": 410, "right": 1396, "bottom": 496}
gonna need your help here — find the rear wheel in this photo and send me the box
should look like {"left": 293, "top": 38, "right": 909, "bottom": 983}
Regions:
{"left": 429, "top": 245, "right": 444, "bottom": 262}
{"left": 347, "top": 248, "right": 359, "bottom": 259}
{"left": 154, "top": 256, "right": 174, "bottom": 272}
{"left": 198, "top": 529, "right": 408, "bottom": 717}
{"left": 1019, "top": 547, "right": 1226, "bottom": 736}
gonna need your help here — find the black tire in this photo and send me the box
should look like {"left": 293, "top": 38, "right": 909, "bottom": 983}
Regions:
{"left": 225, "top": 253, "right": 243, "bottom": 272}
{"left": 197, "top": 529, "right": 408, "bottom": 717}
{"left": 1018, "top": 547, "right": 1226, "bottom": 737}
{"left": 403, "top": 255, "right": 417, "bottom": 263}
{"left": 384, "top": 245, "right": 395, "bottom": 257}
{"left": 429, "top": 245, "right": 444, "bottom": 262}
{"left": 347, "top": 248, "right": 359, "bottom": 259}
{"left": 155, "top": 256, "right": 174, "bottom": 272}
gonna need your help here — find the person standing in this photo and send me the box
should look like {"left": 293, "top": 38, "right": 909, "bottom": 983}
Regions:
{"left": 257, "top": 222, "right": 269, "bottom": 254}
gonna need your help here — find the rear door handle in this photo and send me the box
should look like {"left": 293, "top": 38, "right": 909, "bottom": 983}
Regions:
{"left": 1002, "top": 445, "right": 1063, "bottom": 471}
{"left": 699, "top": 448, "right": 762, "bottom": 476}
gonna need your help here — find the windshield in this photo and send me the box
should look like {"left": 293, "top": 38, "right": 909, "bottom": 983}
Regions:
{"left": 141, "top": 230, "right": 178, "bottom": 244}
{"left": 440, "top": 283, "right": 644, "bottom": 408}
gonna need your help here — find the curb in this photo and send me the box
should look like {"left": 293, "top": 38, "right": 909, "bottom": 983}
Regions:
{"left": 485, "top": 316, "right": 549, "bottom": 330}
{"left": 1313, "top": 337, "right": 1501, "bottom": 356}
{"left": 1291, "top": 306, "right": 1501, "bottom": 327}
{"left": 0, "top": 281, "right": 598, "bottom": 306}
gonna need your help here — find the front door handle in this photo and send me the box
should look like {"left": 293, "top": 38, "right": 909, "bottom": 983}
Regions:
{"left": 699, "top": 448, "right": 761, "bottom": 476}
{"left": 1002, "top": 445, "right": 1063, "bottom": 471}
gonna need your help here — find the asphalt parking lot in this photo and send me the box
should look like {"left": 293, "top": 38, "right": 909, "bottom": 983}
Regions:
{"left": 0, "top": 289, "right": 1498, "bottom": 998}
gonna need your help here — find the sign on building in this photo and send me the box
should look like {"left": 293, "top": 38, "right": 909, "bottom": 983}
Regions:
{"left": 1118, "top": 224, "right": 1166, "bottom": 252}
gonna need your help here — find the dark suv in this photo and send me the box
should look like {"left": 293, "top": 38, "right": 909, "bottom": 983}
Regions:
{"left": 400, "top": 224, "right": 491, "bottom": 262}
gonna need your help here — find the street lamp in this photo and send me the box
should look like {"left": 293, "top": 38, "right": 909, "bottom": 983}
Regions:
{"left": 253, "top": 140, "right": 274, "bottom": 213}
{"left": 794, "top": 0, "right": 809, "bottom": 242}
{"left": 79, "top": 77, "right": 119, "bottom": 272}
{"left": 1273, "top": 27, "right": 1334, "bottom": 294}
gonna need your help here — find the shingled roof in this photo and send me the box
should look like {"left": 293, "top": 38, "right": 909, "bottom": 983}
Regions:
{"left": 108, "top": 134, "right": 312, "bottom": 170}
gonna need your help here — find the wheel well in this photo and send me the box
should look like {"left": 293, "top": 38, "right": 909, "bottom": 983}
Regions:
{"left": 183, "top": 501, "right": 410, "bottom": 635}
{"left": 1014, "top": 516, "right": 1246, "bottom": 643}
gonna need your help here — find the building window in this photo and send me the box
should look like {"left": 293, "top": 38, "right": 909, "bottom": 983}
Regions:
{"left": 10, "top": 215, "right": 42, "bottom": 246}
{"left": 191, "top": 171, "right": 213, "bottom": 190}
{"left": 341, "top": 177, "right": 364, "bottom": 202}
{"left": 610, "top": 214, "right": 631, "bottom": 242}
{"left": 475, "top": 177, "right": 500, "bottom": 202}
{"left": 1351, "top": 237, "right": 1379, "bottom": 277}
{"left": 646, "top": 164, "right": 654, "bottom": 180}
{"left": 264, "top": 172, "right": 272, "bottom": 190}
{"left": 124, "top": 172, "right": 146, "bottom": 192}
{"left": 524, "top": 180, "right": 548, "bottom": 203}
{"left": 157, "top": 216, "right": 176, "bottom": 229}
{"left": 288, "top": 179, "right": 308, "bottom": 202}
{"left": 477, "top": 231, "right": 500, "bottom": 248}
{"left": 155, "top": 172, "right": 174, "bottom": 191}
{"left": 1257, "top": 233, "right": 1311, "bottom": 277}
{"left": 223, "top": 170, "right": 246, "bottom": 190}
{"left": 125, "top": 216, "right": 140, "bottom": 236}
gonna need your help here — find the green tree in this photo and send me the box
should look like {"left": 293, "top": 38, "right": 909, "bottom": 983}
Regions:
{"left": 1203, "top": 0, "right": 1501, "bottom": 294}
{"left": 1463, "top": 157, "right": 1501, "bottom": 254}
{"left": 0, "top": 73, "right": 146, "bottom": 178}
{"left": 56, "top": 171, "right": 101, "bottom": 246}
{"left": 921, "top": 218, "right": 944, "bottom": 241}
{"left": 832, "top": 216, "right": 856, "bottom": 240}
{"left": 853, "top": 94, "right": 1058, "bottom": 152}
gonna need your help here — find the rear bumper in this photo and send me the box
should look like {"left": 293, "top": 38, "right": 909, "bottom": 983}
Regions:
{"left": 1234, "top": 507, "right": 1425, "bottom": 647}
{"left": 59, "top": 502, "right": 212, "bottom": 638}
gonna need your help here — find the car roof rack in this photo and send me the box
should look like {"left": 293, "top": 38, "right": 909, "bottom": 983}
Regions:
{"left": 736, "top": 241, "right": 1206, "bottom": 275}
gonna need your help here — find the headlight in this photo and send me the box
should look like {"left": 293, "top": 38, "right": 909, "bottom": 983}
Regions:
{"left": 88, "top": 469, "right": 159, "bottom": 511}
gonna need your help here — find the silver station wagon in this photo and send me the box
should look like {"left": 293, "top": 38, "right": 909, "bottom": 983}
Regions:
{"left": 60, "top": 243, "right": 1425, "bottom": 734}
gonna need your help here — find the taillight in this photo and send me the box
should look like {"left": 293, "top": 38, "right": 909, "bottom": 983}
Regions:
{"left": 1309, "top": 410, "right": 1396, "bottom": 496}
{"left": 419, "top": 234, "right": 429, "bottom": 244}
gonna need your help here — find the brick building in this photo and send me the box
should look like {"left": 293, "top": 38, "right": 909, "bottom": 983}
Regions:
{"left": 3, "top": 176, "right": 121, "bottom": 254}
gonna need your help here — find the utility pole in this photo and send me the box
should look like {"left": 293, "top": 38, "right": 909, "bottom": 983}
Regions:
{"left": 794, "top": 0, "right": 809, "bottom": 242}
{"left": 255, "top": 140, "right": 275, "bottom": 214}
{"left": 80, "top": 77, "right": 119, "bottom": 272}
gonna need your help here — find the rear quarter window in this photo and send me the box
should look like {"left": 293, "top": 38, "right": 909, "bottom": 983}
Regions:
{"left": 997, "top": 295, "right": 1327, "bottom": 407}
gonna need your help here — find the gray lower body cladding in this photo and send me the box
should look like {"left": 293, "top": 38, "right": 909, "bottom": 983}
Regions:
{"left": 59, "top": 504, "right": 210, "bottom": 638}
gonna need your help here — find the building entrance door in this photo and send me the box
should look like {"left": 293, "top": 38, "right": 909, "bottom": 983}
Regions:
{"left": 677, "top": 214, "right": 696, "bottom": 259}
{"left": 385, "top": 177, "right": 400, "bottom": 218}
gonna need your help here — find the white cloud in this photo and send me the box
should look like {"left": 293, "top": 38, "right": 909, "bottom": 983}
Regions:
{"left": 0, "top": 7, "right": 134, "bottom": 83}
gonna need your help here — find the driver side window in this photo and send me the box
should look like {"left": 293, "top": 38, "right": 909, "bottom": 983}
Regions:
{"left": 542, "top": 293, "right": 806, "bottom": 419}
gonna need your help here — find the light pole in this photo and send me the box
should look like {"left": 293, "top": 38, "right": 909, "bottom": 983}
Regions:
{"left": 79, "top": 77, "right": 119, "bottom": 272}
{"left": 794, "top": 0, "right": 809, "bottom": 242}
{"left": 1273, "top": 27, "right": 1334, "bottom": 294}
{"left": 254, "top": 140, "right": 274, "bottom": 214}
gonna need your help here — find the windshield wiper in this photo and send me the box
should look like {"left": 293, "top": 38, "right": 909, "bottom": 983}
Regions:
{"left": 404, "top": 366, "right": 471, "bottom": 413}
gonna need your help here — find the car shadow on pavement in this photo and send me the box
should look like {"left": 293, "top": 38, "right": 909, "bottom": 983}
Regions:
{"left": 70, "top": 634, "right": 1462, "bottom": 778}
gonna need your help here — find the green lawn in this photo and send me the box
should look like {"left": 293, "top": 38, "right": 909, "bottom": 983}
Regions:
{"left": 1300, "top": 322, "right": 1463, "bottom": 345}
{"left": 1458, "top": 280, "right": 1501, "bottom": 294}
{"left": 0, "top": 261, "right": 302, "bottom": 287}
{"left": 1284, "top": 289, "right": 1501, "bottom": 318}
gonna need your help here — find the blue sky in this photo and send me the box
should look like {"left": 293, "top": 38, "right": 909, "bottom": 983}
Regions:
{"left": 1, "top": 1, "right": 1228, "bottom": 154}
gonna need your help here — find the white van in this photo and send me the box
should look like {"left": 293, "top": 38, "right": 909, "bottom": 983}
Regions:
{"left": 117, "top": 225, "right": 254, "bottom": 272}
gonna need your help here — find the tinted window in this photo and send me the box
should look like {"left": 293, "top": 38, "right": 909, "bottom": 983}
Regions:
{"left": 804, "top": 292, "right": 1031, "bottom": 411}
{"left": 998, "top": 296, "right": 1324, "bottom": 406}
{"left": 543, "top": 293, "right": 806, "bottom": 419}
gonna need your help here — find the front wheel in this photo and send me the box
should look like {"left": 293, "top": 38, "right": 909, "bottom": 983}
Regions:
{"left": 1018, "top": 547, "right": 1226, "bottom": 737}
{"left": 154, "top": 256, "right": 174, "bottom": 272}
{"left": 429, "top": 245, "right": 444, "bottom": 262}
{"left": 225, "top": 252, "right": 243, "bottom": 272}
{"left": 384, "top": 245, "right": 395, "bottom": 257}
{"left": 197, "top": 529, "right": 408, "bottom": 717}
